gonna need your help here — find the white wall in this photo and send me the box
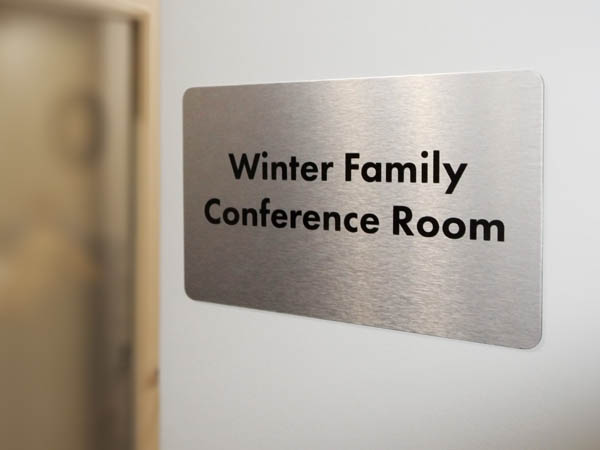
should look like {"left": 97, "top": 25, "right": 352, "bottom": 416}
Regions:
{"left": 161, "top": 1, "right": 600, "bottom": 449}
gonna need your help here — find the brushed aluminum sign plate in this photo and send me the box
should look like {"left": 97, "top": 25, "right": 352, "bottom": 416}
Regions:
{"left": 183, "top": 71, "right": 543, "bottom": 348}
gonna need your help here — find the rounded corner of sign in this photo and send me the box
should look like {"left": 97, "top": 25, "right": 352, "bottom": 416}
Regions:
{"left": 522, "top": 70, "right": 545, "bottom": 90}
{"left": 183, "top": 278, "right": 198, "bottom": 302}
{"left": 521, "top": 329, "right": 543, "bottom": 350}
{"left": 182, "top": 87, "right": 196, "bottom": 105}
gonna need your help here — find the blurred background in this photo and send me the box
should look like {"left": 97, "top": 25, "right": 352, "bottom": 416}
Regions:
{"left": 0, "top": 2, "right": 158, "bottom": 450}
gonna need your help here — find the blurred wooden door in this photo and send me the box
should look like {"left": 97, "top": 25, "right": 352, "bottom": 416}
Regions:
{"left": 0, "top": 7, "right": 135, "bottom": 450}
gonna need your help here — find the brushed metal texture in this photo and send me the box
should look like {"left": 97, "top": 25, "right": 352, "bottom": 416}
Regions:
{"left": 183, "top": 71, "right": 543, "bottom": 348}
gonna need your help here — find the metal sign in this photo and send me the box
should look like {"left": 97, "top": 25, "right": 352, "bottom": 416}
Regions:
{"left": 183, "top": 71, "right": 543, "bottom": 348}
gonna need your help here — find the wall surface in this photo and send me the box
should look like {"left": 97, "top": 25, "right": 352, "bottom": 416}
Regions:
{"left": 161, "top": 1, "right": 600, "bottom": 449}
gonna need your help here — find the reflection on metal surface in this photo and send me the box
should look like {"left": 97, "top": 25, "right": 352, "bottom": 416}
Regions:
{"left": 183, "top": 71, "right": 543, "bottom": 349}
